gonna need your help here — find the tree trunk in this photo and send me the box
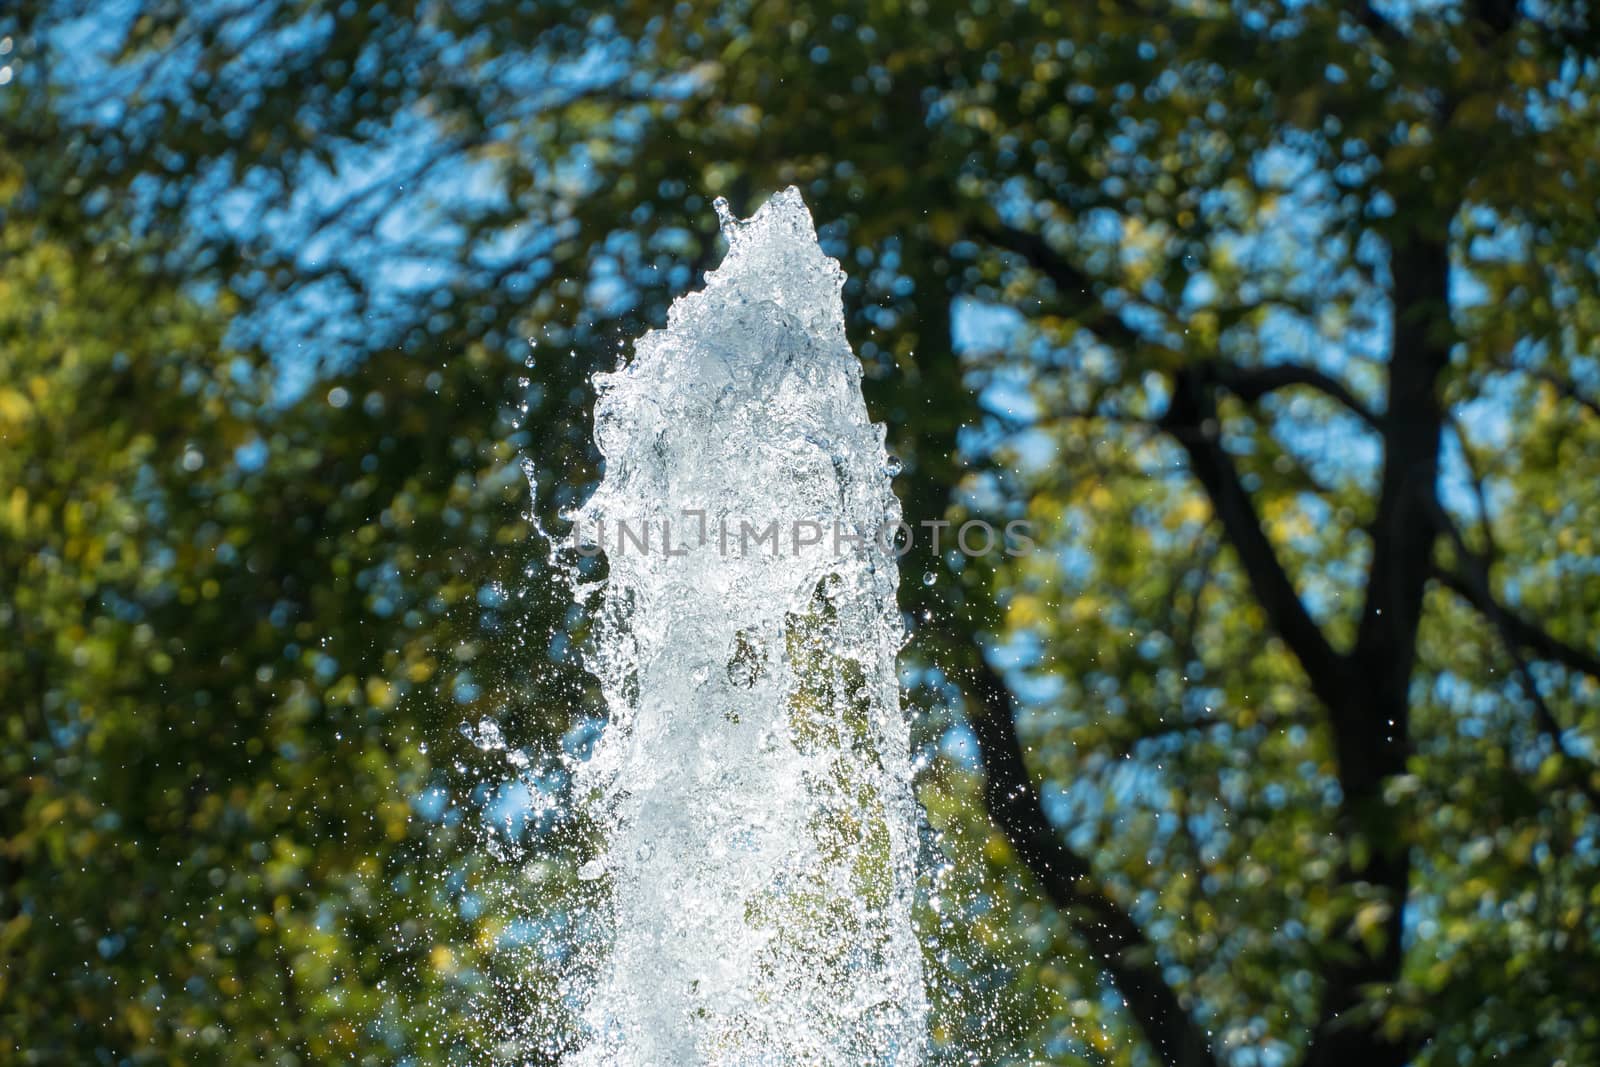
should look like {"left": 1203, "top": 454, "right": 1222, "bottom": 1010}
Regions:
{"left": 1305, "top": 228, "right": 1452, "bottom": 1067}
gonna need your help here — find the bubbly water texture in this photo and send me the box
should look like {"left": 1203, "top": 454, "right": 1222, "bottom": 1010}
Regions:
{"left": 564, "top": 188, "right": 926, "bottom": 1064}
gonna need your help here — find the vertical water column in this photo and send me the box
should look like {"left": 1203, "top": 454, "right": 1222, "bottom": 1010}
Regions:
{"left": 563, "top": 188, "right": 926, "bottom": 1066}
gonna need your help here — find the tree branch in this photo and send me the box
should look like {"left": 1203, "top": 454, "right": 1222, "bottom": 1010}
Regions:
{"left": 962, "top": 652, "right": 1219, "bottom": 1067}
{"left": 1435, "top": 416, "right": 1600, "bottom": 681}
{"left": 1432, "top": 569, "right": 1600, "bottom": 682}
{"left": 1430, "top": 507, "right": 1600, "bottom": 810}
{"left": 973, "top": 219, "right": 1144, "bottom": 349}
{"left": 1521, "top": 366, "right": 1600, "bottom": 421}
{"left": 1213, "top": 363, "right": 1381, "bottom": 430}
{"left": 1350, "top": 0, "right": 1404, "bottom": 44}
{"left": 1297, "top": 228, "right": 1452, "bottom": 1067}
{"left": 1468, "top": 0, "right": 1521, "bottom": 36}
{"left": 1158, "top": 364, "right": 1348, "bottom": 714}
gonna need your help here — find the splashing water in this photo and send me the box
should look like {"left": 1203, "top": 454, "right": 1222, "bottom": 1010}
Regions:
{"left": 557, "top": 188, "right": 926, "bottom": 1064}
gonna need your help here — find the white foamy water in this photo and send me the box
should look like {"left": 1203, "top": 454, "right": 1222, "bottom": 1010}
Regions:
{"left": 557, "top": 188, "right": 926, "bottom": 1065}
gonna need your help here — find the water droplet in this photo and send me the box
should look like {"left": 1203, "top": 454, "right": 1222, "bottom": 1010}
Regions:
{"left": 713, "top": 195, "right": 736, "bottom": 235}
{"left": 921, "top": 571, "right": 936, "bottom": 586}
{"left": 458, "top": 717, "right": 505, "bottom": 751}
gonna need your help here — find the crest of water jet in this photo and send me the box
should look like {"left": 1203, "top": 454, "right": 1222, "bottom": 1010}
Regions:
{"left": 552, "top": 188, "right": 927, "bottom": 1064}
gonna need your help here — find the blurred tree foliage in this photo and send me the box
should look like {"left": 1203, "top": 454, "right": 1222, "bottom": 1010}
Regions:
{"left": 3, "top": 0, "right": 1599, "bottom": 1065}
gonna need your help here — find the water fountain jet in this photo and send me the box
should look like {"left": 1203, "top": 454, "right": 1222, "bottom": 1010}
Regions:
{"left": 558, "top": 188, "right": 926, "bottom": 1066}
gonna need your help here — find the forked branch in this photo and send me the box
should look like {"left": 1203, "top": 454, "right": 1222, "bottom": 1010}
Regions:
{"left": 1158, "top": 363, "right": 1348, "bottom": 713}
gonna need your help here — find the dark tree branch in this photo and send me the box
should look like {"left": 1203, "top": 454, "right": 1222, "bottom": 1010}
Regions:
{"left": 1469, "top": 0, "right": 1521, "bottom": 36}
{"left": 1156, "top": 356, "right": 1422, "bottom": 1066}
{"left": 1520, "top": 366, "right": 1600, "bottom": 421}
{"left": 1158, "top": 364, "right": 1348, "bottom": 714}
{"left": 1430, "top": 506, "right": 1600, "bottom": 810}
{"left": 961, "top": 652, "right": 1219, "bottom": 1067}
{"left": 1351, "top": 0, "right": 1405, "bottom": 45}
{"left": 1433, "top": 569, "right": 1600, "bottom": 682}
{"left": 973, "top": 220, "right": 1144, "bottom": 349}
{"left": 1213, "top": 363, "right": 1381, "bottom": 430}
{"left": 1427, "top": 426, "right": 1600, "bottom": 806}
{"left": 1433, "top": 414, "right": 1600, "bottom": 804}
